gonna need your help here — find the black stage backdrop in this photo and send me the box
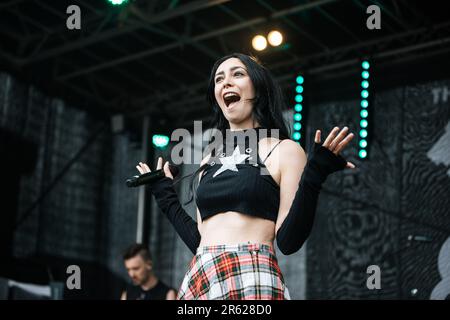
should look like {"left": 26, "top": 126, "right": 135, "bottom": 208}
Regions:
{"left": 306, "top": 80, "right": 450, "bottom": 299}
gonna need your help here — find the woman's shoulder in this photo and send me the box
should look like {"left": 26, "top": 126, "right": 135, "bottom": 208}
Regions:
{"left": 278, "top": 139, "right": 307, "bottom": 170}
{"left": 279, "top": 138, "right": 305, "bottom": 153}
{"left": 272, "top": 139, "right": 307, "bottom": 170}
{"left": 261, "top": 137, "right": 305, "bottom": 155}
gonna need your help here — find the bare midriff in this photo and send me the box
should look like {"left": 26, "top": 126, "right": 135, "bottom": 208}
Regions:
{"left": 198, "top": 211, "right": 276, "bottom": 248}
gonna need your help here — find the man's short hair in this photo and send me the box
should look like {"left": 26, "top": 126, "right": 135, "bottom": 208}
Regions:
{"left": 122, "top": 243, "right": 152, "bottom": 262}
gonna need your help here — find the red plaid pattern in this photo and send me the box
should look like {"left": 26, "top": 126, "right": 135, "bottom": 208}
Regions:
{"left": 177, "top": 243, "right": 290, "bottom": 300}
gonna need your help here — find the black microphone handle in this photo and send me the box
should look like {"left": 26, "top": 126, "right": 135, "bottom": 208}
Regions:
{"left": 126, "top": 170, "right": 164, "bottom": 187}
{"left": 126, "top": 165, "right": 180, "bottom": 188}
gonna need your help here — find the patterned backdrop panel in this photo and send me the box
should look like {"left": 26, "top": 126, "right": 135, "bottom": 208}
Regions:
{"left": 306, "top": 84, "right": 428, "bottom": 299}
{"left": 400, "top": 81, "right": 450, "bottom": 299}
{"left": 0, "top": 73, "right": 140, "bottom": 298}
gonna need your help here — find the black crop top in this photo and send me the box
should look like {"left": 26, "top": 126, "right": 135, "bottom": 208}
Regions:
{"left": 195, "top": 128, "right": 282, "bottom": 222}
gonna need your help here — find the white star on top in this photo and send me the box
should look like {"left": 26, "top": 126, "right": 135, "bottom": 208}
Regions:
{"left": 213, "top": 145, "right": 250, "bottom": 178}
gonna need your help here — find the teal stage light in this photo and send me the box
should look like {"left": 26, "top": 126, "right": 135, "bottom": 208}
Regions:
{"left": 152, "top": 134, "right": 170, "bottom": 148}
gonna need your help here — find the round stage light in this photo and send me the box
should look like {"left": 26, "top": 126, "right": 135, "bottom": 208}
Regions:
{"left": 252, "top": 35, "right": 267, "bottom": 51}
{"left": 268, "top": 30, "right": 283, "bottom": 46}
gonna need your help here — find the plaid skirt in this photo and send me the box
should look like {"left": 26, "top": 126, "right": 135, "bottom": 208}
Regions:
{"left": 177, "top": 243, "right": 290, "bottom": 300}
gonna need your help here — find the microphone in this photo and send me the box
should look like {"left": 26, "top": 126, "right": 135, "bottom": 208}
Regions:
{"left": 126, "top": 165, "right": 180, "bottom": 188}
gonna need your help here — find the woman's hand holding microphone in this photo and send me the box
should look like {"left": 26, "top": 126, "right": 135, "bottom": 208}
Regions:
{"left": 136, "top": 157, "right": 174, "bottom": 180}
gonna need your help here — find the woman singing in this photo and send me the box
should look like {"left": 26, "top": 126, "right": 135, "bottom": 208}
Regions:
{"left": 136, "top": 53, "right": 355, "bottom": 300}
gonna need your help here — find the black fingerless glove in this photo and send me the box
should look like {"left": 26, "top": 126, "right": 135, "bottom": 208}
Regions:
{"left": 276, "top": 143, "right": 347, "bottom": 255}
{"left": 150, "top": 177, "right": 201, "bottom": 254}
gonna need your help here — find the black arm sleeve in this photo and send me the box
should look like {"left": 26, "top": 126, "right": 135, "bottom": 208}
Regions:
{"left": 150, "top": 177, "right": 201, "bottom": 254}
{"left": 276, "top": 143, "right": 347, "bottom": 255}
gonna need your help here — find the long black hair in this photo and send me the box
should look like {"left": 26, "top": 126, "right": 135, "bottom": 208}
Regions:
{"left": 174, "top": 53, "right": 291, "bottom": 205}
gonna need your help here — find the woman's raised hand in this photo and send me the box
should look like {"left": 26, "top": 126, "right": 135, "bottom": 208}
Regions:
{"left": 136, "top": 157, "right": 174, "bottom": 179}
{"left": 314, "top": 127, "right": 356, "bottom": 169}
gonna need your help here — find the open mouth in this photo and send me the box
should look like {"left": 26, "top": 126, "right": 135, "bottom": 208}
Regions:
{"left": 223, "top": 92, "right": 241, "bottom": 108}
